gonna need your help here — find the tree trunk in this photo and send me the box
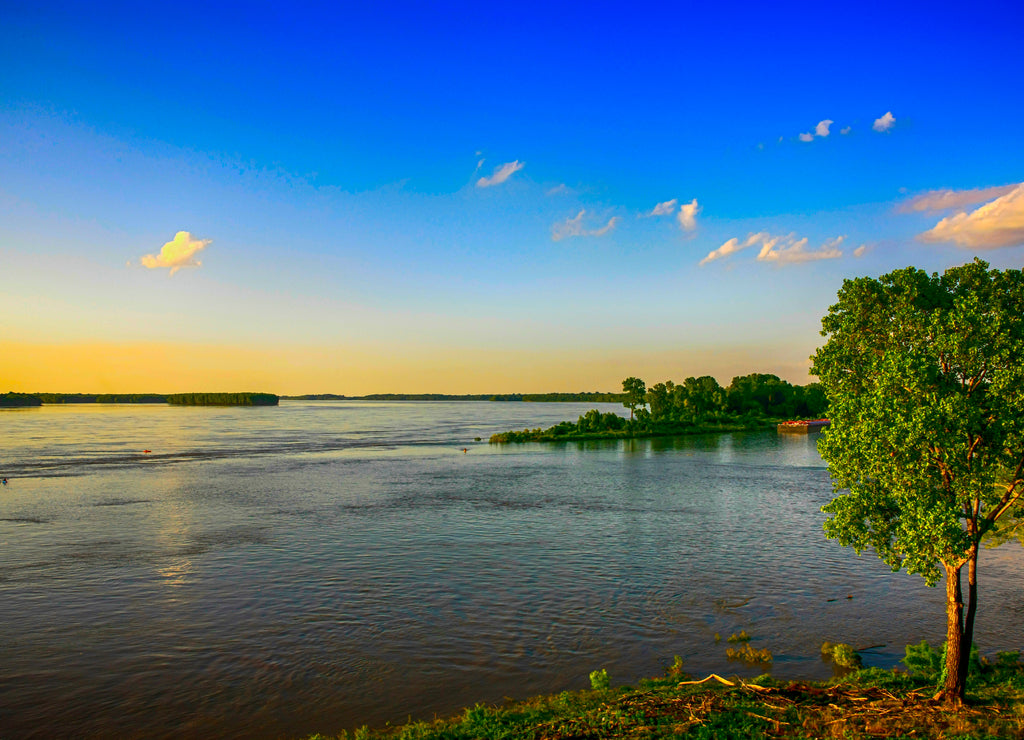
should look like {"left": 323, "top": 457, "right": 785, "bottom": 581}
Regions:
{"left": 959, "top": 545, "right": 980, "bottom": 693}
{"left": 940, "top": 561, "right": 966, "bottom": 703}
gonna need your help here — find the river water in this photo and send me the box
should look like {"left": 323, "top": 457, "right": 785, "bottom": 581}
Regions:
{"left": 1, "top": 401, "right": 1023, "bottom": 738}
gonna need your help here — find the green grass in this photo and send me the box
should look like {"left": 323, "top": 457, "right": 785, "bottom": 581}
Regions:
{"left": 306, "top": 657, "right": 1024, "bottom": 739}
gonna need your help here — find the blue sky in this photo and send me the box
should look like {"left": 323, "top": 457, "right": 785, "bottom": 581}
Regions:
{"left": 2, "top": 1, "right": 1023, "bottom": 393}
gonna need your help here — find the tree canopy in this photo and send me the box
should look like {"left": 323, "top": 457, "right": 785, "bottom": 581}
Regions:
{"left": 812, "top": 259, "right": 1024, "bottom": 702}
{"left": 621, "top": 377, "right": 647, "bottom": 420}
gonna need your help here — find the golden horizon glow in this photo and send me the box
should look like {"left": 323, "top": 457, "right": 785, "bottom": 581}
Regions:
{"left": 1, "top": 340, "right": 817, "bottom": 396}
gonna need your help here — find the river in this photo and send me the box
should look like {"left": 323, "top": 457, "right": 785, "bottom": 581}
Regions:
{"left": 1, "top": 401, "right": 1022, "bottom": 738}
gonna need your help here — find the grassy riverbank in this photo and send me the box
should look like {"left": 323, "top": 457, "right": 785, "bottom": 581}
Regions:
{"left": 310, "top": 660, "right": 1024, "bottom": 739}
{"left": 490, "top": 418, "right": 775, "bottom": 443}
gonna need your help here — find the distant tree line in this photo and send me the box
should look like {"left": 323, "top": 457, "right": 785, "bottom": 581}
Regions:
{"left": 4, "top": 392, "right": 280, "bottom": 406}
{"left": 0, "top": 392, "right": 43, "bottom": 407}
{"left": 492, "top": 373, "right": 827, "bottom": 442}
{"left": 166, "top": 393, "right": 279, "bottom": 406}
{"left": 282, "top": 392, "right": 625, "bottom": 402}
{"left": 33, "top": 393, "right": 169, "bottom": 404}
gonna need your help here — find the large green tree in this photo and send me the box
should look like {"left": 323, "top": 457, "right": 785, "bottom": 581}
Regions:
{"left": 812, "top": 259, "right": 1024, "bottom": 703}
{"left": 621, "top": 376, "right": 646, "bottom": 421}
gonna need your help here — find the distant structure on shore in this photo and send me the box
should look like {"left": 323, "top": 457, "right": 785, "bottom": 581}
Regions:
{"left": 777, "top": 419, "right": 830, "bottom": 433}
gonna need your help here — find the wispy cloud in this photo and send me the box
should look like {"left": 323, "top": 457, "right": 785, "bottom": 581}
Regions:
{"left": 759, "top": 235, "right": 844, "bottom": 264}
{"left": 546, "top": 184, "right": 571, "bottom": 196}
{"left": 700, "top": 232, "right": 844, "bottom": 266}
{"left": 644, "top": 198, "right": 678, "bottom": 217}
{"left": 840, "top": 126, "right": 852, "bottom": 135}
{"left": 139, "top": 231, "right": 211, "bottom": 275}
{"left": 798, "top": 132, "right": 814, "bottom": 142}
{"left": 853, "top": 244, "right": 868, "bottom": 257}
{"left": 677, "top": 198, "right": 700, "bottom": 230}
{"left": 897, "top": 183, "right": 1019, "bottom": 213}
{"left": 917, "top": 183, "right": 1024, "bottom": 249}
{"left": 699, "top": 232, "right": 766, "bottom": 265}
{"left": 476, "top": 160, "right": 524, "bottom": 188}
{"left": 873, "top": 111, "right": 896, "bottom": 132}
{"left": 551, "top": 210, "right": 620, "bottom": 242}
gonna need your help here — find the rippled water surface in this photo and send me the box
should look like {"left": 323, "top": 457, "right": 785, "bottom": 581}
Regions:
{"left": 2, "top": 401, "right": 1023, "bottom": 738}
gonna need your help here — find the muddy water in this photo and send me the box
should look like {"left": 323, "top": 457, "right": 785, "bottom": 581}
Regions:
{"left": 2, "top": 401, "right": 1022, "bottom": 738}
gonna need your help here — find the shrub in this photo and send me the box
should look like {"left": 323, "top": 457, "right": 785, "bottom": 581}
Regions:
{"left": 666, "top": 655, "right": 686, "bottom": 677}
{"left": 821, "top": 642, "right": 862, "bottom": 669}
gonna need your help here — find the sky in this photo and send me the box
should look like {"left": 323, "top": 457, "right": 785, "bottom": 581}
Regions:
{"left": 2, "top": 1, "right": 1023, "bottom": 394}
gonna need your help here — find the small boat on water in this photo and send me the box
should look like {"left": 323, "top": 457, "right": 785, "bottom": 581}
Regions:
{"left": 777, "top": 418, "right": 830, "bottom": 433}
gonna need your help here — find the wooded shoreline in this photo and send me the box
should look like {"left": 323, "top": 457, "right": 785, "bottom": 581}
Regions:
{"left": 1, "top": 392, "right": 279, "bottom": 406}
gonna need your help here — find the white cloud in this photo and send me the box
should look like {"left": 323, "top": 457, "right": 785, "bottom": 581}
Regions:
{"left": 897, "top": 183, "right": 1019, "bottom": 213}
{"left": 699, "top": 232, "right": 767, "bottom": 265}
{"left": 139, "top": 231, "right": 211, "bottom": 275}
{"left": 546, "top": 184, "right": 570, "bottom": 196}
{"left": 645, "top": 198, "right": 678, "bottom": 217}
{"left": 476, "top": 160, "right": 524, "bottom": 187}
{"left": 840, "top": 126, "right": 852, "bottom": 135}
{"left": 700, "top": 232, "right": 844, "bottom": 266}
{"left": 799, "top": 119, "right": 834, "bottom": 142}
{"left": 759, "top": 235, "right": 844, "bottom": 264}
{"left": 918, "top": 183, "right": 1024, "bottom": 249}
{"left": 677, "top": 198, "right": 700, "bottom": 230}
{"left": 551, "top": 210, "right": 620, "bottom": 242}
{"left": 873, "top": 111, "right": 896, "bottom": 132}
{"left": 853, "top": 244, "right": 868, "bottom": 258}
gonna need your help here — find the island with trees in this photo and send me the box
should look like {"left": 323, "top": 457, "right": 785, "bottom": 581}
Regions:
{"left": 491, "top": 373, "right": 827, "bottom": 442}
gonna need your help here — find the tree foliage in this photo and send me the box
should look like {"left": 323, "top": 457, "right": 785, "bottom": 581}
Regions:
{"left": 166, "top": 393, "right": 279, "bottom": 406}
{"left": 812, "top": 259, "right": 1024, "bottom": 702}
{"left": 621, "top": 377, "right": 647, "bottom": 420}
{"left": 0, "top": 392, "right": 43, "bottom": 407}
{"left": 492, "top": 373, "right": 827, "bottom": 441}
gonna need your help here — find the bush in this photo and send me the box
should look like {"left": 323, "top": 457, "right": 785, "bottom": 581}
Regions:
{"left": 821, "top": 642, "right": 862, "bottom": 669}
{"left": 589, "top": 668, "right": 610, "bottom": 690}
{"left": 666, "top": 655, "right": 686, "bottom": 678}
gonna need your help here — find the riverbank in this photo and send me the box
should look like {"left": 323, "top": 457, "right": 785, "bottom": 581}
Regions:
{"left": 309, "top": 661, "right": 1024, "bottom": 739}
{"left": 490, "top": 418, "right": 776, "bottom": 443}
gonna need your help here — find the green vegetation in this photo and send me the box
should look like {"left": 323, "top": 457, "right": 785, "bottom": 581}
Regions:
{"left": 621, "top": 376, "right": 647, "bottom": 420}
{"left": 821, "top": 642, "right": 863, "bottom": 670}
{"left": 0, "top": 392, "right": 43, "bottom": 407}
{"left": 491, "top": 373, "right": 827, "bottom": 443}
{"left": 34, "top": 393, "right": 169, "bottom": 403}
{"left": 305, "top": 650, "right": 1024, "bottom": 739}
{"left": 812, "top": 259, "right": 1024, "bottom": 703}
{"left": 166, "top": 392, "right": 279, "bottom": 406}
{"left": 15, "top": 392, "right": 279, "bottom": 406}
{"left": 588, "top": 668, "right": 610, "bottom": 691}
{"left": 724, "top": 643, "right": 773, "bottom": 664}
